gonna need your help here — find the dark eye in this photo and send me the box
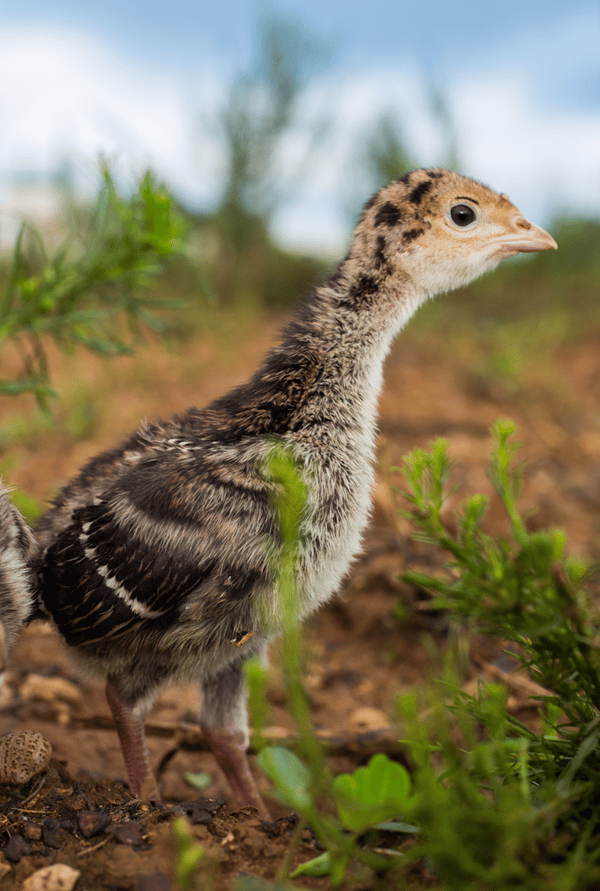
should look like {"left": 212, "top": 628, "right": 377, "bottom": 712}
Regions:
{"left": 450, "top": 204, "right": 476, "bottom": 226}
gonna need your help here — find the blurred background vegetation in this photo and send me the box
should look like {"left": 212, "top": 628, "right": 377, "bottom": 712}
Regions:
{"left": 1, "top": 13, "right": 599, "bottom": 416}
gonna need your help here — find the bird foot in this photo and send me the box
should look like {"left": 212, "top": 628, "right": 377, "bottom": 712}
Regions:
{"left": 203, "top": 725, "right": 271, "bottom": 821}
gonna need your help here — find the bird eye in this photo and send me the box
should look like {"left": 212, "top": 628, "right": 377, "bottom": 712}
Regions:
{"left": 450, "top": 204, "right": 476, "bottom": 227}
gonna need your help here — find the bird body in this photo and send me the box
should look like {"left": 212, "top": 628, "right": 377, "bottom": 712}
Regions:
{"left": 0, "top": 482, "right": 36, "bottom": 681}
{"left": 33, "top": 290, "right": 391, "bottom": 801}
{"left": 16, "top": 169, "right": 556, "bottom": 815}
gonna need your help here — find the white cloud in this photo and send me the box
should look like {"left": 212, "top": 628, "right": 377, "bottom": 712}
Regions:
{"left": 0, "top": 26, "right": 226, "bottom": 201}
{"left": 0, "top": 21, "right": 599, "bottom": 255}
{"left": 451, "top": 75, "right": 600, "bottom": 224}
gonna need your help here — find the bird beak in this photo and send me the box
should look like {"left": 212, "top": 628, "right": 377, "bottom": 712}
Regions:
{"left": 496, "top": 220, "right": 558, "bottom": 256}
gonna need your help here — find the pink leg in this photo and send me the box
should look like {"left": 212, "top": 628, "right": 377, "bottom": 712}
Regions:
{"left": 200, "top": 659, "right": 271, "bottom": 820}
{"left": 203, "top": 725, "right": 271, "bottom": 821}
{"left": 105, "top": 679, "right": 161, "bottom": 804}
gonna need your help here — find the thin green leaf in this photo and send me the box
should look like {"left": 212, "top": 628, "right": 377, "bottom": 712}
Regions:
{"left": 289, "top": 851, "right": 332, "bottom": 878}
{"left": 184, "top": 772, "right": 212, "bottom": 791}
{"left": 257, "top": 746, "right": 312, "bottom": 811}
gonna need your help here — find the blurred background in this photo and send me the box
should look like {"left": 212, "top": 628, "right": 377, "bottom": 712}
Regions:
{"left": 1, "top": 0, "right": 599, "bottom": 254}
{"left": 0, "top": 0, "right": 600, "bottom": 518}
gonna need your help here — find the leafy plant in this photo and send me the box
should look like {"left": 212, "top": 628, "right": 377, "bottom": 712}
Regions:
{"left": 333, "top": 752, "right": 413, "bottom": 834}
{"left": 219, "top": 14, "right": 328, "bottom": 231}
{"left": 0, "top": 165, "right": 188, "bottom": 410}
{"left": 243, "top": 654, "right": 271, "bottom": 749}
{"left": 396, "top": 420, "right": 600, "bottom": 889}
{"left": 183, "top": 771, "right": 212, "bottom": 791}
{"left": 258, "top": 744, "right": 414, "bottom": 883}
{"left": 257, "top": 449, "right": 416, "bottom": 885}
{"left": 182, "top": 429, "right": 600, "bottom": 889}
{"left": 172, "top": 817, "right": 207, "bottom": 891}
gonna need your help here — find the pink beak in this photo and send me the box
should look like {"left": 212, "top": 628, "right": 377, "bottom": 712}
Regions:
{"left": 496, "top": 220, "right": 558, "bottom": 256}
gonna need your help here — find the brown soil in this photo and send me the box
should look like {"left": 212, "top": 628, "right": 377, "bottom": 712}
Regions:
{"left": 2, "top": 308, "right": 600, "bottom": 889}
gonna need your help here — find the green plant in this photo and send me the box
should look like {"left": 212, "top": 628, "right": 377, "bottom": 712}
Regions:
{"left": 0, "top": 165, "right": 188, "bottom": 410}
{"left": 396, "top": 420, "right": 600, "bottom": 888}
{"left": 172, "top": 817, "right": 207, "bottom": 891}
{"left": 257, "top": 449, "right": 416, "bottom": 885}
{"left": 333, "top": 751, "right": 414, "bottom": 834}
{"left": 183, "top": 771, "right": 212, "bottom": 791}
{"left": 243, "top": 654, "right": 271, "bottom": 749}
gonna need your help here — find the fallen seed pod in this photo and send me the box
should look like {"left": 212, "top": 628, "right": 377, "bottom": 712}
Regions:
{"left": 0, "top": 731, "right": 52, "bottom": 784}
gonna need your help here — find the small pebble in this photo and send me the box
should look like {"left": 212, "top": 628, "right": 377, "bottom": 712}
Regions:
{"left": 22, "top": 822, "right": 43, "bottom": 841}
{"left": 42, "top": 817, "right": 62, "bottom": 849}
{"left": 4, "top": 833, "right": 32, "bottom": 863}
{"left": 19, "top": 674, "right": 81, "bottom": 705}
{"left": 77, "top": 810, "right": 111, "bottom": 838}
{"left": 185, "top": 805, "right": 213, "bottom": 826}
{"left": 349, "top": 706, "right": 390, "bottom": 731}
{"left": 113, "top": 821, "right": 144, "bottom": 847}
{"left": 22, "top": 863, "right": 81, "bottom": 891}
{"left": 181, "top": 797, "right": 222, "bottom": 824}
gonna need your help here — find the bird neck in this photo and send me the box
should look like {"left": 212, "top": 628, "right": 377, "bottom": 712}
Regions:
{"left": 201, "top": 264, "right": 426, "bottom": 443}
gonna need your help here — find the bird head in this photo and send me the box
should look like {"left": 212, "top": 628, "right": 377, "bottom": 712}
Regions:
{"left": 355, "top": 168, "right": 557, "bottom": 300}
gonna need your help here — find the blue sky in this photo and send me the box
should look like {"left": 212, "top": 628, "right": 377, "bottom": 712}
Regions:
{"left": 1, "top": 1, "right": 599, "bottom": 252}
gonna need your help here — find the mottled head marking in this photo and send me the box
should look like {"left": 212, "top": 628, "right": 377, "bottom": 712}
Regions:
{"left": 374, "top": 234, "right": 387, "bottom": 268}
{"left": 374, "top": 202, "right": 402, "bottom": 228}
{"left": 402, "top": 228, "right": 424, "bottom": 245}
{"left": 408, "top": 180, "right": 434, "bottom": 205}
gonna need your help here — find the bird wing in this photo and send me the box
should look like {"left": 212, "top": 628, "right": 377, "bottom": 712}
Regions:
{"left": 38, "top": 445, "right": 276, "bottom": 647}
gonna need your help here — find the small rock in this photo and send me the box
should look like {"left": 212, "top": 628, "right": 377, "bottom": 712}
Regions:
{"left": 19, "top": 674, "right": 82, "bottom": 704}
{"left": 21, "top": 822, "right": 43, "bottom": 841}
{"left": 182, "top": 797, "right": 223, "bottom": 822}
{"left": 349, "top": 706, "right": 390, "bottom": 731}
{"left": 0, "top": 731, "right": 52, "bottom": 784}
{"left": 22, "top": 863, "right": 81, "bottom": 891}
{"left": 42, "top": 817, "right": 63, "bottom": 849}
{"left": 113, "top": 821, "right": 145, "bottom": 846}
{"left": 261, "top": 725, "right": 291, "bottom": 740}
{"left": 185, "top": 805, "right": 213, "bottom": 825}
{"left": 0, "top": 682, "right": 14, "bottom": 709}
{"left": 4, "top": 833, "right": 32, "bottom": 863}
{"left": 77, "top": 810, "right": 112, "bottom": 838}
{"left": 67, "top": 794, "right": 88, "bottom": 812}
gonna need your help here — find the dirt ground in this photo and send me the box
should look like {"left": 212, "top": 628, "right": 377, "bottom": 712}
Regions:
{"left": 1, "top": 306, "right": 600, "bottom": 889}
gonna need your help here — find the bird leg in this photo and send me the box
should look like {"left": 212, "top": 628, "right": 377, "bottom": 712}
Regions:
{"left": 200, "top": 660, "right": 271, "bottom": 821}
{"left": 202, "top": 724, "right": 270, "bottom": 820}
{"left": 105, "top": 678, "right": 161, "bottom": 804}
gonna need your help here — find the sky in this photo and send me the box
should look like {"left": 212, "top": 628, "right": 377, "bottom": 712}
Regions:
{"left": 1, "top": 0, "right": 599, "bottom": 253}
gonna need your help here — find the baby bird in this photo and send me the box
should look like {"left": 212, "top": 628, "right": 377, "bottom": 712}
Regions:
{"left": 33, "top": 169, "right": 556, "bottom": 817}
{"left": 0, "top": 482, "right": 36, "bottom": 685}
